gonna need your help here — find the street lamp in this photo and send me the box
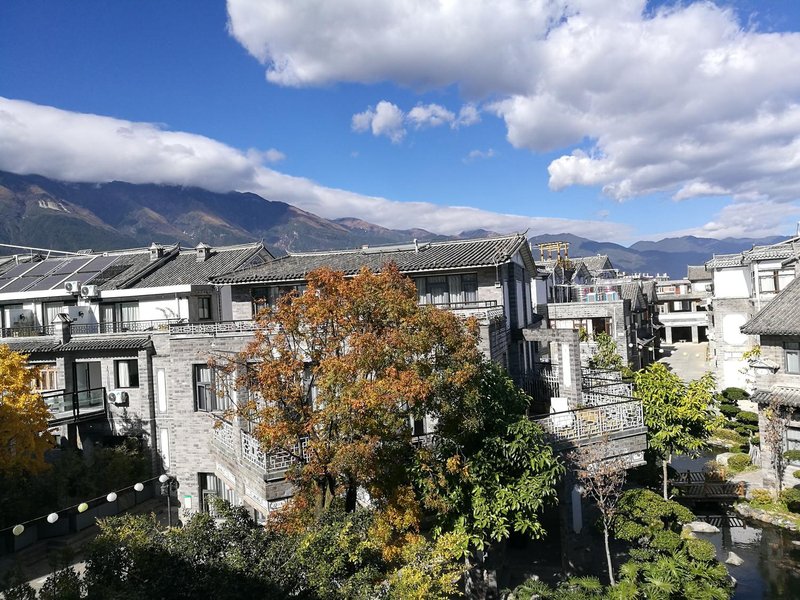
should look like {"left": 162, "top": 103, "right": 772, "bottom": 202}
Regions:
{"left": 159, "top": 474, "right": 179, "bottom": 527}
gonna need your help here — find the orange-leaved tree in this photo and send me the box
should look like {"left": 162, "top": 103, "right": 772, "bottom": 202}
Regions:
{"left": 0, "top": 344, "right": 53, "bottom": 475}
{"left": 235, "top": 264, "right": 482, "bottom": 517}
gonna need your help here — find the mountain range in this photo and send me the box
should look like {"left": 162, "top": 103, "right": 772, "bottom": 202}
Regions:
{"left": 0, "top": 170, "right": 785, "bottom": 279}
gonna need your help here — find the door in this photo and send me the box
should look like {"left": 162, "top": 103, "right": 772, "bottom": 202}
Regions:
{"left": 74, "top": 361, "right": 102, "bottom": 404}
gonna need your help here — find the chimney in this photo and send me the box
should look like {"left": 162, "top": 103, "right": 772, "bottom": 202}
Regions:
{"left": 414, "top": 238, "right": 419, "bottom": 253}
{"left": 149, "top": 243, "right": 164, "bottom": 262}
{"left": 196, "top": 243, "right": 212, "bottom": 262}
{"left": 53, "top": 313, "right": 72, "bottom": 344}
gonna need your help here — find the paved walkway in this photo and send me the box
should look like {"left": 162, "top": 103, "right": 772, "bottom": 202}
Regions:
{"left": 658, "top": 342, "right": 711, "bottom": 382}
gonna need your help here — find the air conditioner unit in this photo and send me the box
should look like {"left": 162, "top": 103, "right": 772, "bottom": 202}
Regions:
{"left": 80, "top": 284, "right": 98, "bottom": 298}
{"left": 108, "top": 390, "right": 130, "bottom": 405}
{"left": 64, "top": 281, "right": 80, "bottom": 294}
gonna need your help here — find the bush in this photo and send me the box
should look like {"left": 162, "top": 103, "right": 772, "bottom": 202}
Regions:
{"left": 784, "top": 450, "right": 800, "bottom": 463}
{"left": 704, "top": 461, "right": 727, "bottom": 481}
{"left": 722, "top": 387, "right": 750, "bottom": 401}
{"left": 780, "top": 488, "right": 800, "bottom": 513}
{"left": 727, "top": 453, "right": 751, "bottom": 473}
{"left": 750, "top": 488, "right": 774, "bottom": 505}
{"left": 736, "top": 411, "right": 759, "bottom": 425}
{"left": 719, "top": 404, "right": 741, "bottom": 418}
{"left": 751, "top": 434, "right": 760, "bottom": 446}
{"left": 793, "top": 470, "right": 800, "bottom": 480}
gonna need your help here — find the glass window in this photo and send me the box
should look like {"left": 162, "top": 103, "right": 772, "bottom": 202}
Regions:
{"left": 115, "top": 359, "right": 140, "bottom": 388}
{"left": 786, "top": 342, "right": 800, "bottom": 374}
{"left": 193, "top": 365, "right": 230, "bottom": 412}
{"left": 34, "top": 363, "right": 59, "bottom": 391}
{"left": 198, "top": 296, "right": 212, "bottom": 320}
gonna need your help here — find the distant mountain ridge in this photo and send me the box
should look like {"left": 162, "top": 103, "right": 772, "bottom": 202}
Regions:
{"left": 0, "top": 170, "right": 784, "bottom": 278}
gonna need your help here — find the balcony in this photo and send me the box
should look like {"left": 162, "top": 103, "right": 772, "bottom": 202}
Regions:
{"left": 0, "top": 325, "right": 55, "bottom": 339}
{"left": 170, "top": 320, "right": 259, "bottom": 336}
{"left": 71, "top": 319, "right": 183, "bottom": 335}
{"left": 42, "top": 387, "right": 107, "bottom": 425}
{"left": 424, "top": 300, "right": 505, "bottom": 323}
{"left": 550, "top": 284, "right": 624, "bottom": 304}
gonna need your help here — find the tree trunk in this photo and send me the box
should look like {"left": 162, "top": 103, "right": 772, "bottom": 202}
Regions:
{"left": 345, "top": 480, "right": 357, "bottom": 513}
{"left": 603, "top": 524, "right": 615, "bottom": 586}
{"left": 662, "top": 453, "right": 671, "bottom": 500}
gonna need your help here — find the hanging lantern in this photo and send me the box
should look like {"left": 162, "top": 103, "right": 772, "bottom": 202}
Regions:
{"left": 106, "top": 492, "right": 118, "bottom": 502}
{"left": 134, "top": 482, "right": 144, "bottom": 492}
{"left": 78, "top": 502, "right": 89, "bottom": 513}
{"left": 12, "top": 524, "right": 25, "bottom": 536}
{"left": 47, "top": 513, "right": 59, "bottom": 524}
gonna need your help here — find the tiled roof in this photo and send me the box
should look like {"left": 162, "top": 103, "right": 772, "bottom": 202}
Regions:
{"left": 57, "top": 336, "right": 153, "bottom": 352}
{"left": 212, "top": 234, "right": 534, "bottom": 284}
{"left": 128, "top": 244, "right": 265, "bottom": 288}
{"left": 572, "top": 255, "right": 613, "bottom": 275}
{"left": 1, "top": 336, "right": 152, "bottom": 354}
{"left": 706, "top": 236, "right": 800, "bottom": 269}
{"left": 751, "top": 386, "right": 800, "bottom": 407}
{"left": 686, "top": 265, "right": 710, "bottom": 281}
{"left": 621, "top": 282, "right": 645, "bottom": 309}
{"left": 741, "top": 276, "right": 800, "bottom": 335}
{"left": 640, "top": 280, "right": 658, "bottom": 303}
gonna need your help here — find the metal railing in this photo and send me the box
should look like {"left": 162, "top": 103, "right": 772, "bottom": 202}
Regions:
{"left": 43, "top": 387, "right": 106, "bottom": 423}
{"left": 170, "top": 320, "right": 260, "bottom": 336}
{"left": 531, "top": 399, "right": 644, "bottom": 444}
{"left": 0, "top": 325, "right": 56, "bottom": 338}
{"left": 71, "top": 319, "right": 182, "bottom": 335}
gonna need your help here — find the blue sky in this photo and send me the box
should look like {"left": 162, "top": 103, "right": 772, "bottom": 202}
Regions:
{"left": 2, "top": 1, "right": 800, "bottom": 244}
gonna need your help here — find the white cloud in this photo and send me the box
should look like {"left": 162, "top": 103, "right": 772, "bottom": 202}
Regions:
{"left": 455, "top": 103, "right": 481, "bottom": 128}
{"left": 351, "top": 100, "right": 405, "bottom": 142}
{"left": 407, "top": 103, "right": 454, "bottom": 129}
{"left": 463, "top": 148, "right": 495, "bottom": 163}
{"left": 0, "top": 97, "right": 626, "bottom": 240}
{"left": 228, "top": 0, "right": 800, "bottom": 213}
{"left": 262, "top": 148, "right": 286, "bottom": 162}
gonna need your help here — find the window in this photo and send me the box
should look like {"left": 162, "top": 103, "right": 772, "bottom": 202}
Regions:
{"left": 251, "top": 285, "right": 306, "bottom": 313}
{"left": 414, "top": 273, "right": 478, "bottom": 306}
{"left": 759, "top": 269, "right": 795, "bottom": 294}
{"left": 42, "top": 302, "right": 75, "bottom": 328}
{"left": 34, "top": 363, "right": 59, "bottom": 391}
{"left": 193, "top": 364, "right": 230, "bottom": 412}
{"left": 198, "top": 296, "right": 212, "bottom": 320}
{"left": 115, "top": 359, "right": 140, "bottom": 388}
{"left": 100, "top": 302, "right": 139, "bottom": 332}
{"left": 786, "top": 342, "right": 800, "bottom": 375}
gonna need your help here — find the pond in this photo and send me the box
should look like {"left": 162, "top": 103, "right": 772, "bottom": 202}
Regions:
{"left": 672, "top": 451, "right": 800, "bottom": 599}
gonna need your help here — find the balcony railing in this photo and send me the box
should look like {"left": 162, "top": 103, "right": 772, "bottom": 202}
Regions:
{"left": 0, "top": 325, "right": 56, "bottom": 339}
{"left": 531, "top": 399, "right": 644, "bottom": 446}
{"left": 422, "top": 300, "right": 505, "bottom": 322}
{"left": 71, "top": 319, "right": 183, "bottom": 335}
{"left": 550, "top": 284, "right": 624, "bottom": 304}
{"left": 170, "top": 320, "right": 260, "bottom": 336}
{"left": 240, "top": 429, "right": 309, "bottom": 481}
{"left": 42, "top": 387, "right": 107, "bottom": 424}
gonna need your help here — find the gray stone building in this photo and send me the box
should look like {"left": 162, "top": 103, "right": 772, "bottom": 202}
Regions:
{"left": 654, "top": 265, "right": 711, "bottom": 344}
{"left": 740, "top": 277, "right": 800, "bottom": 479}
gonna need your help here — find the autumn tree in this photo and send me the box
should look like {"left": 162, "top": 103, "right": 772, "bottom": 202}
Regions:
{"left": 236, "top": 265, "right": 483, "bottom": 517}
{"left": 570, "top": 442, "right": 628, "bottom": 586}
{"left": 634, "top": 364, "right": 716, "bottom": 499}
{"left": 0, "top": 345, "right": 53, "bottom": 476}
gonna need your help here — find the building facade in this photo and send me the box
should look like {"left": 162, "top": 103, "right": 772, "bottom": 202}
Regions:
{"left": 654, "top": 265, "right": 711, "bottom": 345}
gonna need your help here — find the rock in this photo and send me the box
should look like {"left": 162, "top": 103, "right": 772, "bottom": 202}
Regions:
{"left": 792, "top": 540, "right": 800, "bottom": 547}
{"left": 716, "top": 452, "right": 734, "bottom": 466}
{"left": 686, "top": 521, "right": 721, "bottom": 533}
{"left": 725, "top": 551, "right": 744, "bottom": 566}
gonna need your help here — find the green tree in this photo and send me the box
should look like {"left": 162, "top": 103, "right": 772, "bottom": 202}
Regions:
{"left": 634, "top": 364, "right": 716, "bottom": 498}
{"left": 589, "top": 332, "right": 624, "bottom": 371}
{"left": 0, "top": 345, "right": 53, "bottom": 476}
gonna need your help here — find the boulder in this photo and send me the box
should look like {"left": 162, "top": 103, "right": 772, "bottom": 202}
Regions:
{"left": 725, "top": 551, "right": 744, "bottom": 566}
{"left": 686, "top": 521, "right": 720, "bottom": 533}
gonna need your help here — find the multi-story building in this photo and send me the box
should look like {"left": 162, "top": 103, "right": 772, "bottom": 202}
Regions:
{"left": 1, "top": 234, "right": 647, "bottom": 527}
{"left": 739, "top": 276, "right": 800, "bottom": 482}
{"left": 705, "top": 236, "right": 800, "bottom": 389}
{"left": 654, "top": 265, "right": 711, "bottom": 344}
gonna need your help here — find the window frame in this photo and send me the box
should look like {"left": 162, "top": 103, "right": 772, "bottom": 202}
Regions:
{"left": 786, "top": 342, "right": 800, "bottom": 375}
{"left": 197, "top": 296, "right": 212, "bottom": 320}
{"left": 114, "top": 359, "right": 140, "bottom": 388}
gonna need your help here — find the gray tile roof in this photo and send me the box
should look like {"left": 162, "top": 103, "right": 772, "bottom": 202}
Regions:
{"left": 706, "top": 236, "right": 800, "bottom": 269}
{"left": 751, "top": 386, "right": 800, "bottom": 407}
{"left": 128, "top": 244, "right": 265, "bottom": 288}
{"left": 572, "top": 255, "right": 614, "bottom": 275}
{"left": 640, "top": 280, "right": 658, "bottom": 303}
{"left": 741, "top": 276, "right": 800, "bottom": 335}
{"left": 2, "top": 336, "right": 152, "bottom": 354}
{"left": 621, "top": 282, "right": 645, "bottom": 309}
{"left": 686, "top": 265, "right": 710, "bottom": 281}
{"left": 212, "top": 234, "right": 534, "bottom": 284}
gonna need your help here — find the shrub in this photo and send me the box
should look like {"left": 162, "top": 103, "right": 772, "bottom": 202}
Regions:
{"left": 793, "top": 470, "right": 800, "bottom": 480}
{"left": 784, "top": 450, "right": 800, "bottom": 463}
{"left": 723, "top": 387, "right": 750, "bottom": 401}
{"left": 719, "top": 404, "right": 741, "bottom": 418}
{"left": 750, "top": 488, "right": 774, "bottom": 505}
{"left": 704, "top": 461, "right": 727, "bottom": 481}
{"left": 727, "top": 453, "right": 751, "bottom": 473}
{"left": 736, "top": 411, "right": 759, "bottom": 425}
{"left": 751, "top": 434, "right": 760, "bottom": 446}
{"left": 780, "top": 488, "right": 800, "bottom": 513}
{"left": 734, "top": 425, "right": 759, "bottom": 438}
{"left": 712, "top": 428, "right": 747, "bottom": 444}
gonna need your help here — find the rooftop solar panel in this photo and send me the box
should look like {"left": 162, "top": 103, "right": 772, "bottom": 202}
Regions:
{"left": 21, "top": 261, "right": 59, "bottom": 277}
{"left": 51, "top": 258, "right": 92, "bottom": 275}
{"left": 0, "top": 277, "right": 40, "bottom": 293}
{"left": 77, "top": 255, "right": 118, "bottom": 273}
{"left": 0, "top": 263, "right": 38, "bottom": 281}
